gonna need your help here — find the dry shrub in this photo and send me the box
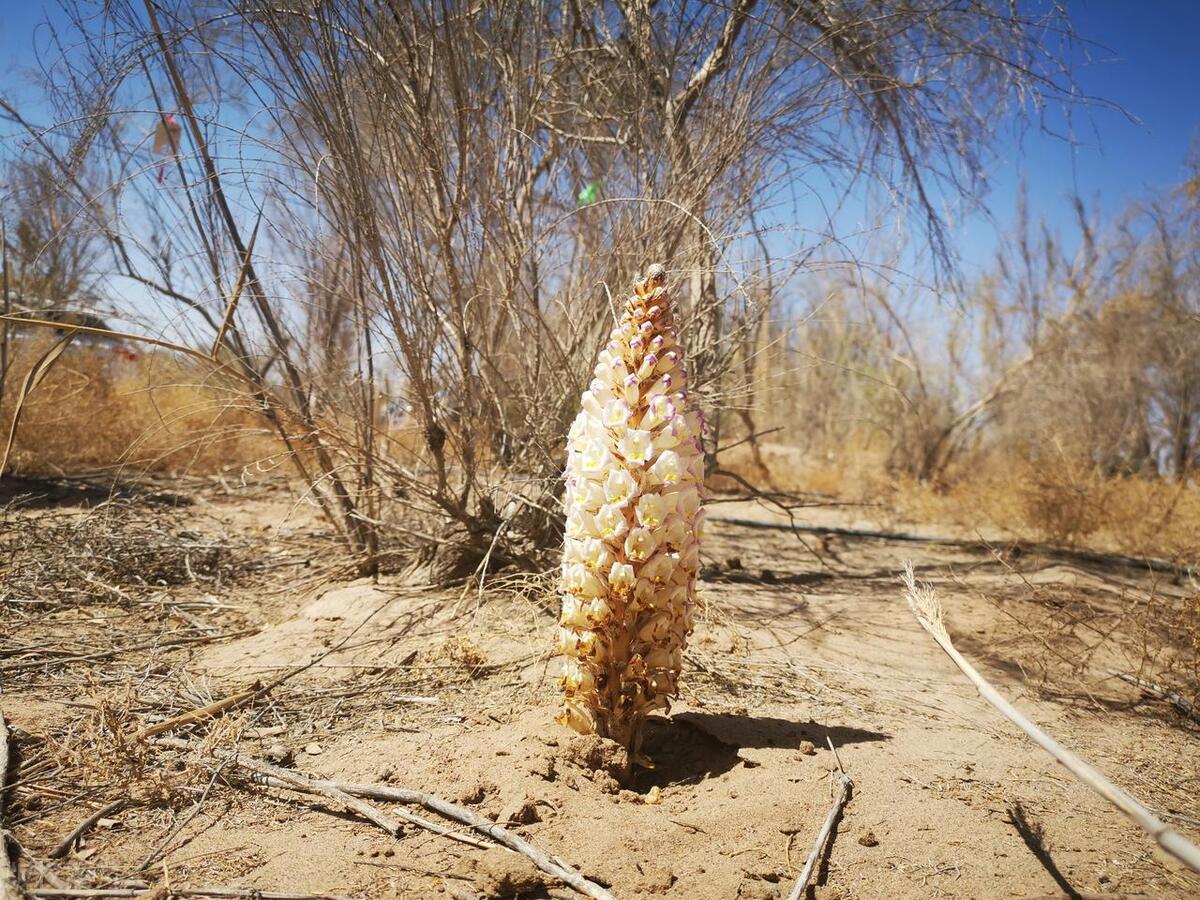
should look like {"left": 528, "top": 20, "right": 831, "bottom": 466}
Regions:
{"left": 2, "top": 334, "right": 282, "bottom": 477}
{"left": 931, "top": 454, "right": 1200, "bottom": 560}
{"left": 718, "top": 439, "right": 1200, "bottom": 562}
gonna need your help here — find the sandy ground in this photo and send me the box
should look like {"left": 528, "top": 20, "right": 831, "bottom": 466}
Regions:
{"left": 3, "top": 484, "right": 1199, "bottom": 899}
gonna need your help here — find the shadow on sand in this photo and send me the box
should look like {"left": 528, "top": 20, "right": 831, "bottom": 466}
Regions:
{"left": 635, "top": 711, "right": 890, "bottom": 790}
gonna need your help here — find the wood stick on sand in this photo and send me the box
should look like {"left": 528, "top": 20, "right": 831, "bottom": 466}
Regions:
{"left": 1105, "top": 669, "right": 1199, "bottom": 724}
{"left": 902, "top": 563, "right": 1200, "bottom": 875}
{"left": 155, "top": 738, "right": 615, "bottom": 900}
{"left": 0, "top": 712, "right": 18, "bottom": 900}
{"left": 48, "top": 799, "right": 129, "bottom": 859}
{"left": 135, "top": 688, "right": 260, "bottom": 741}
{"left": 786, "top": 737, "right": 853, "bottom": 900}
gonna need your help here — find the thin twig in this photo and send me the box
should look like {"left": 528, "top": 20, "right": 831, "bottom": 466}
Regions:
{"left": 48, "top": 799, "right": 128, "bottom": 859}
{"left": 152, "top": 738, "right": 490, "bottom": 850}
{"left": 786, "top": 737, "right": 853, "bottom": 900}
{"left": 902, "top": 563, "right": 1200, "bottom": 875}
{"left": 1, "top": 711, "right": 19, "bottom": 900}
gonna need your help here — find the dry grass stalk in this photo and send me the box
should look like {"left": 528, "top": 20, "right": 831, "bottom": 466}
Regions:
{"left": 902, "top": 563, "right": 1200, "bottom": 875}
{"left": 786, "top": 737, "right": 853, "bottom": 900}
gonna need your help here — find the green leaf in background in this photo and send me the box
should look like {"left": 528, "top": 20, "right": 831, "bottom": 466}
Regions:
{"left": 576, "top": 181, "right": 601, "bottom": 206}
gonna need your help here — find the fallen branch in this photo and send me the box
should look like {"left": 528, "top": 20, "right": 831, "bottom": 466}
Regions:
{"left": 786, "top": 737, "right": 853, "bottom": 900}
{"left": 1106, "top": 670, "right": 1199, "bottom": 724}
{"left": 251, "top": 774, "right": 492, "bottom": 851}
{"left": 902, "top": 563, "right": 1200, "bottom": 875}
{"left": 155, "top": 738, "right": 614, "bottom": 899}
{"left": 135, "top": 686, "right": 261, "bottom": 740}
{"left": 178, "top": 890, "right": 350, "bottom": 899}
{"left": 48, "top": 799, "right": 128, "bottom": 859}
{"left": 328, "top": 781, "right": 616, "bottom": 900}
{"left": 1, "top": 711, "right": 19, "bottom": 900}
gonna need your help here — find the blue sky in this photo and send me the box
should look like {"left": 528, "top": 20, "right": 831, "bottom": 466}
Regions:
{"left": 2, "top": 1, "right": 1199, "bottom": 279}
{"left": 956, "top": 2, "right": 1200, "bottom": 271}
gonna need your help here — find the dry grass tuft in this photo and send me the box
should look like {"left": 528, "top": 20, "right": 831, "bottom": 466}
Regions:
{"left": 439, "top": 636, "right": 489, "bottom": 675}
{"left": 1, "top": 335, "right": 281, "bottom": 478}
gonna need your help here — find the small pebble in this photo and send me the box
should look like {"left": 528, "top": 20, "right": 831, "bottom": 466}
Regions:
{"left": 798, "top": 740, "right": 816, "bottom": 756}
{"left": 858, "top": 831, "right": 879, "bottom": 847}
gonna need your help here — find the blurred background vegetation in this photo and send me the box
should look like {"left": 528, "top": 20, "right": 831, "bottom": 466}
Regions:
{"left": 0, "top": 1, "right": 1196, "bottom": 568}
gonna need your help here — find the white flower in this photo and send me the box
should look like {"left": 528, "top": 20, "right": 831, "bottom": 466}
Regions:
{"left": 603, "top": 398, "right": 631, "bottom": 429}
{"left": 579, "top": 480, "right": 606, "bottom": 512}
{"left": 619, "top": 429, "right": 654, "bottom": 465}
{"left": 558, "top": 700, "right": 597, "bottom": 734}
{"left": 609, "top": 562, "right": 636, "bottom": 594}
{"left": 563, "top": 537, "right": 586, "bottom": 566}
{"left": 630, "top": 577, "right": 656, "bottom": 610}
{"left": 637, "top": 353, "right": 659, "bottom": 380}
{"left": 662, "top": 514, "right": 689, "bottom": 548}
{"left": 622, "top": 373, "right": 640, "bottom": 406}
{"left": 645, "top": 374, "right": 672, "bottom": 402}
{"left": 594, "top": 503, "right": 629, "bottom": 540}
{"left": 641, "top": 550, "right": 677, "bottom": 584}
{"left": 558, "top": 626, "right": 598, "bottom": 657}
{"left": 604, "top": 468, "right": 637, "bottom": 506}
{"left": 565, "top": 508, "right": 597, "bottom": 539}
{"left": 581, "top": 439, "right": 613, "bottom": 476}
{"left": 561, "top": 659, "right": 595, "bottom": 693}
{"left": 676, "top": 484, "right": 702, "bottom": 517}
{"left": 648, "top": 450, "right": 683, "bottom": 485}
{"left": 579, "top": 537, "right": 612, "bottom": 570}
{"left": 585, "top": 596, "right": 613, "bottom": 624}
{"left": 642, "top": 395, "right": 675, "bottom": 430}
{"left": 565, "top": 563, "right": 605, "bottom": 597}
{"left": 652, "top": 424, "right": 681, "bottom": 451}
{"left": 561, "top": 594, "right": 589, "bottom": 627}
{"left": 581, "top": 391, "right": 604, "bottom": 420}
{"left": 635, "top": 492, "right": 668, "bottom": 528}
{"left": 567, "top": 415, "right": 586, "bottom": 449}
{"left": 680, "top": 542, "right": 700, "bottom": 574}
{"left": 624, "top": 526, "right": 657, "bottom": 561}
